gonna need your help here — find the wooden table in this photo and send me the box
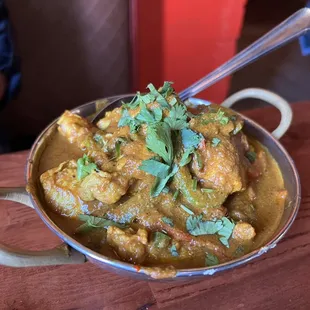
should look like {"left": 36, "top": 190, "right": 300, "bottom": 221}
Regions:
{"left": 1, "top": 102, "right": 310, "bottom": 310}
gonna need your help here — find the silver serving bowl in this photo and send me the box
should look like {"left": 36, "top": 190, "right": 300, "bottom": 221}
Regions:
{"left": 0, "top": 88, "right": 301, "bottom": 280}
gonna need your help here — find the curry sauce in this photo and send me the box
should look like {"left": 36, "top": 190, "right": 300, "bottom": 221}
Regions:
{"left": 38, "top": 83, "right": 286, "bottom": 275}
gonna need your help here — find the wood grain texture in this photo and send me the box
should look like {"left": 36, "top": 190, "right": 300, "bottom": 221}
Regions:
{"left": 1, "top": 103, "right": 310, "bottom": 309}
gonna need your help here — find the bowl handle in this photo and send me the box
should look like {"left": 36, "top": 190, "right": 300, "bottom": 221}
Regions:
{"left": 221, "top": 88, "right": 292, "bottom": 139}
{"left": 0, "top": 187, "right": 86, "bottom": 267}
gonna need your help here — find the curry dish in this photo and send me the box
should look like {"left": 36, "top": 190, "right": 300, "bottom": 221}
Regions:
{"left": 39, "top": 82, "right": 287, "bottom": 277}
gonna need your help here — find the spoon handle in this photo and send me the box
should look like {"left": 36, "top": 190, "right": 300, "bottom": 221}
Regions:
{"left": 179, "top": 8, "right": 310, "bottom": 101}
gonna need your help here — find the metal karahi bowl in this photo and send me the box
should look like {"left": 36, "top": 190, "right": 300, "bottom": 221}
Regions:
{"left": 0, "top": 89, "right": 301, "bottom": 280}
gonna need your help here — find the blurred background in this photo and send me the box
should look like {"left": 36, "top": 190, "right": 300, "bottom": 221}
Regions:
{"left": 0, "top": 0, "right": 308, "bottom": 154}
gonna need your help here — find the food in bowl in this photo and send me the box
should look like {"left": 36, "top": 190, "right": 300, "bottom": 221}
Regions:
{"left": 39, "top": 82, "right": 287, "bottom": 276}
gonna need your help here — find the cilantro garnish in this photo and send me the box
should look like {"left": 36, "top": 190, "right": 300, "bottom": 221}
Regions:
{"left": 179, "top": 128, "right": 204, "bottom": 167}
{"left": 118, "top": 109, "right": 141, "bottom": 133}
{"left": 151, "top": 164, "right": 179, "bottom": 197}
{"left": 76, "top": 214, "right": 126, "bottom": 233}
{"left": 139, "top": 159, "right": 170, "bottom": 178}
{"left": 173, "top": 190, "right": 179, "bottom": 201}
{"left": 147, "top": 83, "right": 170, "bottom": 109}
{"left": 194, "top": 151, "right": 203, "bottom": 170}
{"left": 215, "top": 109, "right": 230, "bottom": 125}
{"left": 201, "top": 188, "right": 214, "bottom": 193}
{"left": 170, "top": 244, "right": 179, "bottom": 257}
{"left": 205, "top": 253, "right": 219, "bottom": 266}
{"left": 181, "top": 128, "right": 204, "bottom": 149}
{"left": 180, "top": 204, "right": 194, "bottom": 215}
{"left": 246, "top": 151, "right": 257, "bottom": 163}
{"left": 154, "top": 232, "right": 171, "bottom": 248}
{"left": 162, "top": 216, "right": 174, "bottom": 227}
{"left": 164, "top": 104, "right": 188, "bottom": 130}
{"left": 180, "top": 148, "right": 194, "bottom": 167}
{"left": 136, "top": 102, "right": 162, "bottom": 124}
{"left": 186, "top": 215, "right": 235, "bottom": 248}
{"left": 77, "top": 154, "right": 98, "bottom": 180}
{"left": 93, "top": 133, "right": 108, "bottom": 151}
{"left": 160, "top": 81, "right": 174, "bottom": 97}
{"left": 211, "top": 137, "right": 221, "bottom": 147}
{"left": 146, "top": 122, "right": 174, "bottom": 165}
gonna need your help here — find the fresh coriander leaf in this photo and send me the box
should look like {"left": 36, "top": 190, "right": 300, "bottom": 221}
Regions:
{"left": 136, "top": 102, "right": 157, "bottom": 123}
{"left": 164, "top": 104, "right": 188, "bottom": 130}
{"left": 77, "top": 154, "right": 98, "bottom": 180}
{"left": 162, "top": 217, "right": 174, "bottom": 227}
{"left": 93, "top": 133, "right": 108, "bottom": 151}
{"left": 139, "top": 159, "right": 170, "bottom": 178}
{"left": 186, "top": 216, "right": 223, "bottom": 236}
{"left": 201, "top": 188, "right": 214, "bottom": 193}
{"left": 147, "top": 83, "right": 158, "bottom": 95}
{"left": 246, "top": 151, "right": 257, "bottom": 163}
{"left": 170, "top": 244, "right": 179, "bottom": 257}
{"left": 139, "top": 92, "right": 156, "bottom": 104}
{"left": 215, "top": 109, "right": 230, "bottom": 125}
{"left": 76, "top": 214, "right": 125, "bottom": 233}
{"left": 160, "top": 81, "right": 174, "bottom": 97}
{"left": 205, "top": 252, "right": 219, "bottom": 266}
{"left": 180, "top": 204, "right": 194, "bottom": 215}
{"left": 146, "top": 122, "right": 173, "bottom": 165}
{"left": 173, "top": 190, "right": 179, "bottom": 201}
{"left": 154, "top": 232, "right": 171, "bottom": 248}
{"left": 192, "top": 178, "right": 198, "bottom": 191}
{"left": 211, "top": 137, "right": 221, "bottom": 147}
{"left": 151, "top": 164, "right": 179, "bottom": 197}
{"left": 217, "top": 217, "right": 235, "bottom": 248}
{"left": 181, "top": 128, "right": 203, "bottom": 149}
{"left": 118, "top": 109, "right": 141, "bottom": 133}
{"left": 179, "top": 147, "right": 194, "bottom": 167}
{"left": 194, "top": 151, "right": 203, "bottom": 170}
{"left": 122, "top": 94, "right": 140, "bottom": 109}
{"left": 118, "top": 109, "right": 131, "bottom": 127}
{"left": 162, "top": 187, "right": 170, "bottom": 194}
{"left": 115, "top": 141, "right": 121, "bottom": 158}
{"left": 114, "top": 137, "right": 127, "bottom": 159}
{"left": 169, "top": 97, "right": 177, "bottom": 106}
{"left": 156, "top": 93, "right": 170, "bottom": 108}
{"left": 180, "top": 148, "right": 194, "bottom": 166}
{"left": 147, "top": 83, "right": 170, "bottom": 108}
{"left": 153, "top": 107, "right": 163, "bottom": 122}
{"left": 186, "top": 214, "right": 203, "bottom": 231}
{"left": 136, "top": 102, "right": 162, "bottom": 124}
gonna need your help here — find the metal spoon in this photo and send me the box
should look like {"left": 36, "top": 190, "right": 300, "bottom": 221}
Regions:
{"left": 92, "top": 7, "right": 310, "bottom": 123}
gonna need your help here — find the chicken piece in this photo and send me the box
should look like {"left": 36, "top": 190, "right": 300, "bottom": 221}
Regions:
{"left": 232, "top": 222, "right": 256, "bottom": 241}
{"left": 189, "top": 105, "right": 250, "bottom": 195}
{"left": 107, "top": 227, "right": 148, "bottom": 264}
{"left": 57, "top": 111, "right": 110, "bottom": 168}
{"left": 228, "top": 186, "right": 257, "bottom": 223}
{"left": 189, "top": 105, "right": 243, "bottom": 137}
{"left": 247, "top": 149, "right": 267, "bottom": 179}
{"left": 116, "top": 140, "right": 154, "bottom": 179}
{"left": 79, "top": 170, "right": 129, "bottom": 204}
{"left": 191, "top": 136, "right": 247, "bottom": 194}
{"left": 40, "top": 160, "right": 85, "bottom": 217}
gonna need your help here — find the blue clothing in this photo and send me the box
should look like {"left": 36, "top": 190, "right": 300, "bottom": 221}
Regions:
{"left": 0, "top": 0, "right": 21, "bottom": 109}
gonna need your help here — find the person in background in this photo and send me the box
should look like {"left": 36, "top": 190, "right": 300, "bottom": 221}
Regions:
{"left": 0, "top": 0, "right": 21, "bottom": 153}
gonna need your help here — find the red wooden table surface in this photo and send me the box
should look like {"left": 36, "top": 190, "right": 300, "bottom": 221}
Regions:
{"left": 0, "top": 102, "right": 310, "bottom": 310}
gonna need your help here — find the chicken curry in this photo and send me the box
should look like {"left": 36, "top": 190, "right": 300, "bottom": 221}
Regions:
{"left": 39, "top": 82, "right": 287, "bottom": 278}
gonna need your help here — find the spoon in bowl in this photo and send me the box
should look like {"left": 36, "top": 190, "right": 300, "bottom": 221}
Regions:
{"left": 92, "top": 7, "right": 310, "bottom": 124}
